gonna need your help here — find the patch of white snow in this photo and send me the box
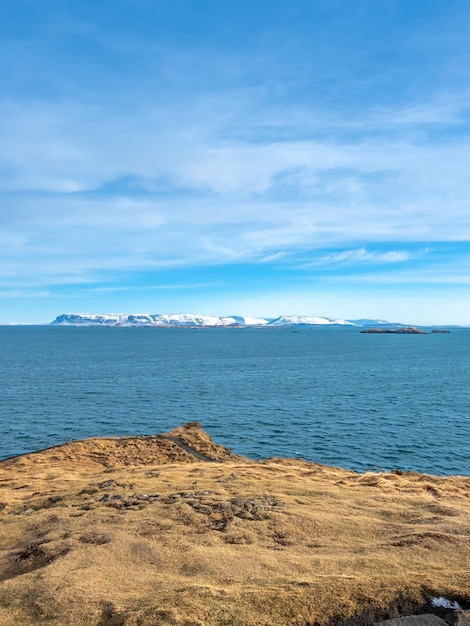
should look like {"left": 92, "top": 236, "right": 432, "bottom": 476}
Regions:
{"left": 432, "top": 597, "right": 462, "bottom": 610}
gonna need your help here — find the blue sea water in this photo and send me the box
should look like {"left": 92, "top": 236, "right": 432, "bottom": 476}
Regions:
{"left": 0, "top": 325, "right": 469, "bottom": 475}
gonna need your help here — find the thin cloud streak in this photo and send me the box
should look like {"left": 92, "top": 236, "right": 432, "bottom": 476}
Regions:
{"left": 312, "top": 248, "right": 428, "bottom": 266}
{"left": 89, "top": 282, "right": 222, "bottom": 293}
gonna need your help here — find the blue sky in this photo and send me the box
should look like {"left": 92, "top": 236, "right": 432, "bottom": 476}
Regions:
{"left": 1, "top": 0, "right": 470, "bottom": 324}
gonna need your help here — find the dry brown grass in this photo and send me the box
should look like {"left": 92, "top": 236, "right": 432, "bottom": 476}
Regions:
{"left": 0, "top": 422, "right": 468, "bottom": 625}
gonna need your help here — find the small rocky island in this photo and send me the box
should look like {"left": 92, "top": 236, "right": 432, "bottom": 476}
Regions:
{"left": 361, "top": 326, "right": 450, "bottom": 334}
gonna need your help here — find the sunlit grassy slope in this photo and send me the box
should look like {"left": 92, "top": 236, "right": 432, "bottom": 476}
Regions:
{"left": 0, "top": 422, "right": 468, "bottom": 625}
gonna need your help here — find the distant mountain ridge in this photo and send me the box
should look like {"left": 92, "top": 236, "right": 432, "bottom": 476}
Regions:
{"left": 50, "top": 313, "right": 362, "bottom": 327}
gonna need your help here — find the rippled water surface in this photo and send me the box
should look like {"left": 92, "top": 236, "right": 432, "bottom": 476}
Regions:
{"left": 1, "top": 325, "right": 469, "bottom": 475}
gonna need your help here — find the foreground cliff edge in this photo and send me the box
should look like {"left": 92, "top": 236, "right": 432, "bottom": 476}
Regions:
{"left": 0, "top": 423, "right": 468, "bottom": 626}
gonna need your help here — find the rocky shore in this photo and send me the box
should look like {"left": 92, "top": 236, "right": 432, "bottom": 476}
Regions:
{"left": 360, "top": 327, "right": 451, "bottom": 334}
{"left": 0, "top": 422, "right": 468, "bottom": 625}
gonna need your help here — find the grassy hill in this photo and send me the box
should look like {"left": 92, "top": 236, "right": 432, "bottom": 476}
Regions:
{"left": 0, "top": 422, "right": 468, "bottom": 625}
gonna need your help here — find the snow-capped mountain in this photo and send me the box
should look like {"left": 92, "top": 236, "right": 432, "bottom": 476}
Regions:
{"left": 50, "top": 313, "right": 356, "bottom": 327}
{"left": 347, "top": 318, "right": 396, "bottom": 326}
{"left": 268, "top": 315, "right": 355, "bottom": 326}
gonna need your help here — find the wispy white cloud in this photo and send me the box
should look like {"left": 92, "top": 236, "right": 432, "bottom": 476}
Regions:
{"left": 258, "top": 252, "right": 288, "bottom": 263}
{"left": 89, "top": 282, "right": 221, "bottom": 292}
{"left": 323, "top": 257, "right": 470, "bottom": 285}
{"left": 333, "top": 271, "right": 470, "bottom": 285}
{"left": 0, "top": 289, "right": 52, "bottom": 299}
{"left": 314, "top": 247, "right": 426, "bottom": 266}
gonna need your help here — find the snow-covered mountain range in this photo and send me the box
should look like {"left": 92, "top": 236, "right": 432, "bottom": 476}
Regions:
{"left": 50, "top": 313, "right": 359, "bottom": 327}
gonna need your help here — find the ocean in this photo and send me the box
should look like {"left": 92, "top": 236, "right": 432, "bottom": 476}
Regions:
{"left": 1, "top": 325, "right": 469, "bottom": 475}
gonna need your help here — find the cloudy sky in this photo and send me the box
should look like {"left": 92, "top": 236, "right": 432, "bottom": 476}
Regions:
{"left": 2, "top": 0, "right": 470, "bottom": 324}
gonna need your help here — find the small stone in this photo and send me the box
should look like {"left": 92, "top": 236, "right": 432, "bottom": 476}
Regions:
{"left": 100, "top": 493, "right": 123, "bottom": 502}
{"left": 456, "top": 611, "right": 470, "bottom": 626}
{"left": 47, "top": 495, "right": 63, "bottom": 505}
{"left": 98, "top": 479, "right": 118, "bottom": 489}
{"left": 79, "top": 503, "right": 96, "bottom": 511}
{"left": 124, "top": 497, "right": 140, "bottom": 506}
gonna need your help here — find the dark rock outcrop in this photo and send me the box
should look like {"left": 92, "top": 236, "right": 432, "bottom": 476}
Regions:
{"left": 361, "top": 326, "right": 428, "bottom": 334}
{"left": 377, "top": 617, "right": 448, "bottom": 626}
